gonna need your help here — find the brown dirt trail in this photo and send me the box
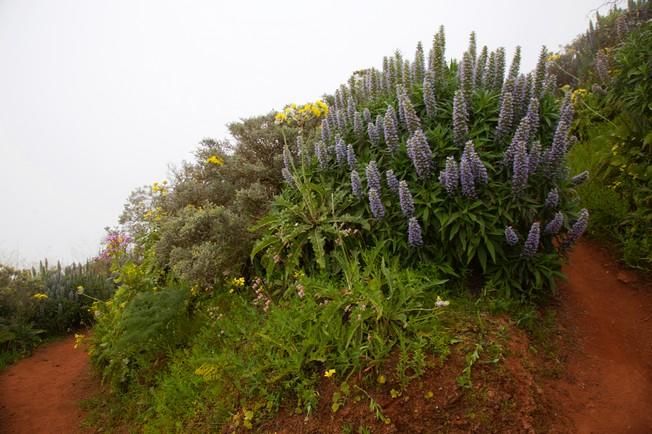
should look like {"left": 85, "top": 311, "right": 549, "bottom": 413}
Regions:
{"left": 0, "top": 335, "right": 97, "bottom": 434}
{"left": 547, "top": 240, "right": 652, "bottom": 433}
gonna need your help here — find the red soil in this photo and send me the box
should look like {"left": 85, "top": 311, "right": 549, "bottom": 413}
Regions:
{"left": 0, "top": 335, "right": 97, "bottom": 434}
{"left": 545, "top": 240, "right": 652, "bottom": 434}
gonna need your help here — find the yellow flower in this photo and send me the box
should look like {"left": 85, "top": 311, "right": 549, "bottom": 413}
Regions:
{"left": 74, "top": 333, "right": 85, "bottom": 349}
{"left": 32, "top": 293, "right": 48, "bottom": 300}
{"left": 324, "top": 369, "right": 336, "bottom": 378}
{"left": 231, "top": 277, "right": 245, "bottom": 288}
{"left": 207, "top": 155, "right": 224, "bottom": 166}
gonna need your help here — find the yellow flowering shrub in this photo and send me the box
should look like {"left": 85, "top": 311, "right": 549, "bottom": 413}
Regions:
{"left": 274, "top": 99, "right": 329, "bottom": 127}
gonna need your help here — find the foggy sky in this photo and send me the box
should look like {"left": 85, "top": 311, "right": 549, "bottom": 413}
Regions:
{"left": 0, "top": 0, "right": 606, "bottom": 266}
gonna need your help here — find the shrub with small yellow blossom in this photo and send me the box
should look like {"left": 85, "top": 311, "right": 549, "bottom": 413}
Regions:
{"left": 274, "top": 99, "right": 329, "bottom": 129}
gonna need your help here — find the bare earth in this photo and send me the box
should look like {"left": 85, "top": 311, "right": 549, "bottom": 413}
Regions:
{"left": 0, "top": 335, "right": 96, "bottom": 434}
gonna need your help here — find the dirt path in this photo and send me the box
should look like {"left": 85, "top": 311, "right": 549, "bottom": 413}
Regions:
{"left": 548, "top": 240, "right": 652, "bottom": 434}
{"left": 0, "top": 335, "right": 97, "bottom": 434}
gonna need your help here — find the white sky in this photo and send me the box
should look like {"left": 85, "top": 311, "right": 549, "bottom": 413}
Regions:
{"left": 0, "top": 0, "right": 608, "bottom": 266}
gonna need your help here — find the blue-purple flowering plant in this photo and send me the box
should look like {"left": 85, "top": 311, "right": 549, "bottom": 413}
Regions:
{"left": 257, "top": 27, "right": 586, "bottom": 299}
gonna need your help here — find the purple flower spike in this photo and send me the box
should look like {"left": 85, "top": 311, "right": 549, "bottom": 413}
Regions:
{"left": 408, "top": 217, "right": 424, "bottom": 247}
{"left": 562, "top": 209, "right": 589, "bottom": 251}
{"left": 544, "top": 188, "right": 559, "bottom": 209}
{"left": 544, "top": 212, "right": 564, "bottom": 235}
{"left": 351, "top": 170, "right": 362, "bottom": 198}
{"left": 406, "top": 128, "right": 433, "bottom": 178}
{"left": 505, "top": 226, "right": 519, "bottom": 246}
{"left": 346, "top": 144, "right": 357, "bottom": 170}
{"left": 386, "top": 170, "right": 399, "bottom": 194}
{"left": 439, "top": 156, "right": 459, "bottom": 195}
{"left": 571, "top": 170, "right": 589, "bottom": 186}
{"left": 460, "top": 155, "right": 476, "bottom": 198}
{"left": 522, "top": 222, "right": 541, "bottom": 257}
{"left": 368, "top": 188, "right": 385, "bottom": 219}
{"left": 398, "top": 180, "right": 415, "bottom": 217}
{"left": 366, "top": 160, "right": 381, "bottom": 192}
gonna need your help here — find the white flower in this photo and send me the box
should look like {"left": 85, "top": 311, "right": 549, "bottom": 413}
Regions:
{"left": 435, "top": 296, "right": 450, "bottom": 307}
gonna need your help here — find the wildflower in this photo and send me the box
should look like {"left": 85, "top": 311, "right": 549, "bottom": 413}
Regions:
{"left": 368, "top": 188, "right": 385, "bottom": 219}
{"left": 206, "top": 155, "right": 224, "bottom": 166}
{"left": 475, "top": 45, "right": 488, "bottom": 87}
{"left": 495, "top": 92, "right": 514, "bottom": 140}
{"left": 351, "top": 170, "right": 363, "bottom": 198}
{"left": 346, "top": 144, "right": 357, "bottom": 170}
{"left": 463, "top": 141, "right": 488, "bottom": 184}
{"left": 324, "top": 369, "right": 336, "bottom": 378}
{"left": 406, "top": 128, "right": 433, "bottom": 178}
{"left": 561, "top": 209, "right": 589, "bottom": 251}
{"left": 494, "top": 47, "right": 506, "bottom": 91}
{"left": 321, "top": 119, "right": 331, "bottom": 143}
{"left": 504, "top": 116, "right": 531, "bottom": 165}
{"left": 571, "top": 170, "right": 589, "bottom": 186}
{"left": 231, "top": 277, "right": 245, "bottom": 288}
{"left": 511, "top": 140, "right": 529, "bottom": 194}
{"left": 525, "top": 97, "right": 540, "bottom": 142}
{"left": 363, "top": 107, "right": 372, "bottom": 124}
{"left": 281, "top": 167, "right": 294, "bottom": 186}
{"left": 400, "top": 93, "right": 421, "bottom": 134}
{"left": 335, "top": 138, "right": 346, "bottom": 165}
{"left": 544, "top": 188, "right": 559, "bottom": 209}
{"left": 423, "top": 71, "right": 436, "bottom": 118}
{"left": 452, "top": 90, "right": 469, "bottom": 147}
{"left": 384, "top": 105, "right": 400, "bottom": 153}
{"left": 544, "top": 212, "right": 564, "bottom": 235}
{"left": 439, "top": 156, "right": 459, "bottom": 195}
{"left": 365, "top": 160, "right": 381, "bottom": 192}
{"left": 347, "top": 96, "right": 356, "bottom": 125}
{"left": 282, "top": 145, "right": 293, "bottom": 169}
{"left": 532, "top": 46, "right": 547, "bottom": 97}
{"left": 375, "top": 115, "right": 384, "bottom": 142}
{"left": 505, "top": 226, "right": 519, "bottom": 246}
{"left": 398, "top": 180, "right": 415, "bottom": 217}
{"left": 460, "top": 51, "right": 474, "bottom": 103}
{"left": 528, "top": 141, "right": 542, "bottom": 175}
{"left": 315, "top": 141, "right": 328, "bottom": 168}
{"left": 353, "top": 111, "right": 363, "bottom": 136}
{"left": 413, "top": 41, "right": 425, "bottom": 83}
{"left": 522, "top": 222, "right": 541, "bottom": 257}
{"left": 435, "top": 296, "right": 450, "bottom": 307}
{"left": 386, "top": 169, "right": 399, "bottom": 194}
{"left": 368, "top": 122, "right": 380, "bottom": 146}
{"left": 408, "top": 217, "right": 423, "bottom": 247}
{"left": 460, "top": 155, "right": 476, "bottom": 198}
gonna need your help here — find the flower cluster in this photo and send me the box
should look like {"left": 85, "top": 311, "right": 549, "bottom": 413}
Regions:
{"left": 368, "top": 188, "right": 385, "bottom": 219}
{"left": 452, "top": 90, "right": 469, "bottom": 147}
{"left": 274, "top": 100, "right": 329, "bottom": 126}
{"left": 351, "top": 170, "right": 363, "bottom": 198}
{"left": 505, "top": 226, "right": 519, "bottom": 246}
{"left": 562, "top": 209, "right": 589, "bottom": 251}
{"left": 386, "top": 169, "right": 399, "bottom": 194}
{"left": 365, "top": 160, "right": 381, "bottom": 192}
{"left": 406, "top": 129, "right": 433, "bottom": 178}
{"left": 522, "top": 222, "right": 541, "bottom": 257}
{"left": 408, "top": 217, "right": 423, "bottom": 247}
{"left": 398, "top": 181, "right": 415, "bottom": 217}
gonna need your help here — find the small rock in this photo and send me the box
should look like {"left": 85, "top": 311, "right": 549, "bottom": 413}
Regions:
{"left": 617, "top": 271, "right": 638, "bottom": 285}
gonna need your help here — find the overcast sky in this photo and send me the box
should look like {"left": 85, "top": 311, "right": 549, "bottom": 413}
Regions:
{"left": 0, "top": 0, "right": 607, "bottom": 266}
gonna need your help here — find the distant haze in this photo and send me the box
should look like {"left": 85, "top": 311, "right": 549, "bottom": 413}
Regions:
{"left": 0, "top": 0, "right": 606, "bottom": 266}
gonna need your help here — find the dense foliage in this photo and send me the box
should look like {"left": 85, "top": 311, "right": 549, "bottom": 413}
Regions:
{"left": 562, "top": 1, "right": 652, "bottom": 268}
{"left": 0, "top": 259, "right": 113, "bottom": 368}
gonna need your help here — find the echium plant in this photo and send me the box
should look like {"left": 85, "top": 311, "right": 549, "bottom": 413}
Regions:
{"left": 365, "top": 160, "right": 381, "bottom": 192}
{"left": 452, "top": 90, "right": 469, "bottom": 147}
{"left": 383, "top": 106, "right": 400, "bottom": 153}
{"left": 423, "top": 71, "right": 437, "bottom": 119}
{"left": 406, "top": 129, "right": 433, "bottom": 178}
{"left": 259, "top": 26, "right": 588, "bottom": 300}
